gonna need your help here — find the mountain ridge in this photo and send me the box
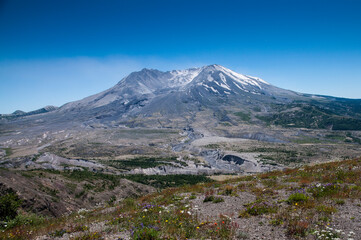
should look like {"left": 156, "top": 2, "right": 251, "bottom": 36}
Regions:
{"left": 1, "top": 65, "right": 361, "bottom": 131}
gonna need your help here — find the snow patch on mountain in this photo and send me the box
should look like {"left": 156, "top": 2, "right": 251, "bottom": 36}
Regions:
{"left": 58, "top": 64, "right": 274, "bottom": 112}
{"left": 168, "top": 68, "right": 202, "bottom": 87}
{"left": 214, "top": 65, "right": 269, "bottom": 89}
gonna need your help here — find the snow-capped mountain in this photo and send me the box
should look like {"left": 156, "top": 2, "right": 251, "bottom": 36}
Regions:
{"left": 59, "top": 64, "right": 298, "bottom": 113}
{"left": 2, "top": 64, "right": 361, "bottom": 131}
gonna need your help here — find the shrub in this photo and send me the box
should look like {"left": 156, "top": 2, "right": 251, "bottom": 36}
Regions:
{"left": 131, "top": 226, "right": 160, "bottom": 240}
{"left": 123, "top": 198, "right": 136, "bottom": 210}
{"left": 203, "top": 195, "right": 215, "bottom": 203}
{"left": 69, "top": 225, "right": 89, "bottom": 233}
{"left": 203, "top": 195, "right": 224, "bottom": 203}
{"left": 189, "top": 194, "right": 197, "bottom": 200}
{"left": 0, "top": 190, "right": 22, "bottom": 221}
{"left": 287, "top": 220, "right": 309, "bottom": 237}
{"left": 240, "top": 200, "right": 277, "bottom": 217}
{"left": 316, "top": 205, "right": 337, "bottom": 214}
{"left": 308, "top": 183, "right": 340, "bottom": 198}
{"left": 223, "top": 185, "right": 234, "bottom": 196}
{"left": 335, "top": 199, "right": 345, "bottom": 205}
{"left": 287, "top": 192, "right": 309, "bottom": 204}
{"left": 5, "top": 213, "right": 44, "bottom": 229}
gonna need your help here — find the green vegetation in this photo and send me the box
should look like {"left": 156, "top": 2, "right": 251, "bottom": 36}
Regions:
{"left": 3, "top": 213, "right": 45, "bottom": 230}
{"left": 204, "top": 143, "right": 221, "bottom": 149}
{"left": 132, "top": 226, "right": 160, "bottom": 240}
{"left": 258, "top": 103, "right": 361, "bottom": 130}
{"left": 307, "top": 183, "right": 341, "bottom": 199}
{"left": 102, "top": 156, "right": 186, "bottom": 170}
{"left": 1, "top": 158, "right": 360, "bottom": 239}
{"left": 125, "top": 174, "right": 212, "bottom": 189}
{"left": 254, "top": 148, "right": 305, "bottom": 165}
{"left": 240, "top": 199, "right": 278, "bottom": 217}
{"left": 345, "top": 132, "right": 361, "bottom": 144}
{"left": 2, "top": 148, "right": 13, "bottom": 157}
{"left": 287, "top": 192, "right": 309, "bottom": 204}
{"left": 325, "top": 134, "right": 346, "bottom": 141}
{"left": 60, "top": 170, "right": 120, "bottom": 187}
{"left": 39, "top": 184, "right": 59, "bottom": 198}
{"left": 234, "top": 111, "right": 251, "bottom": 122}
{"left": 203, "top": 195, "right": 224, "bottom": 203}
{"left": 203, "top": 195, "right": 215, "bottom": 202}
{"left": 0, "top": 189, "right": 22, "bottom": 221}
{"left": 292, "top": 136, "right": 323, "bottom": 144}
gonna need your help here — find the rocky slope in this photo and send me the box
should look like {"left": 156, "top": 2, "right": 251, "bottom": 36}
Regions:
{"left": 1, "top": 158, "right": 360, "bottom": 240}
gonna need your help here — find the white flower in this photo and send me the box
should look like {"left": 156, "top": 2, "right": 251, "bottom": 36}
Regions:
{"left": 187, "top": 211, "right": 191, "bottom": 215}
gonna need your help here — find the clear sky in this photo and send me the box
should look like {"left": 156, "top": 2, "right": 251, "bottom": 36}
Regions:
{"left": 0, "top": 0, "right": 361, "bottom": 114}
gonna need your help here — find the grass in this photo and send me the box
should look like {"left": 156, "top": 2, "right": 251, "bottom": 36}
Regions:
{"left": 1, "top": 158, "right": 360, "bottom": 239}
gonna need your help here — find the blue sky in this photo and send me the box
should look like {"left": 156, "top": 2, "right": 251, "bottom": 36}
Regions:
{"left": 0, "top": 0, "right": 361, "bottom": 113}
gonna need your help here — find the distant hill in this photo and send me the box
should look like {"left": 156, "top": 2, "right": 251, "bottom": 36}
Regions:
{"left": 0, "top": 105, "right": 58, "bottom": 120}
